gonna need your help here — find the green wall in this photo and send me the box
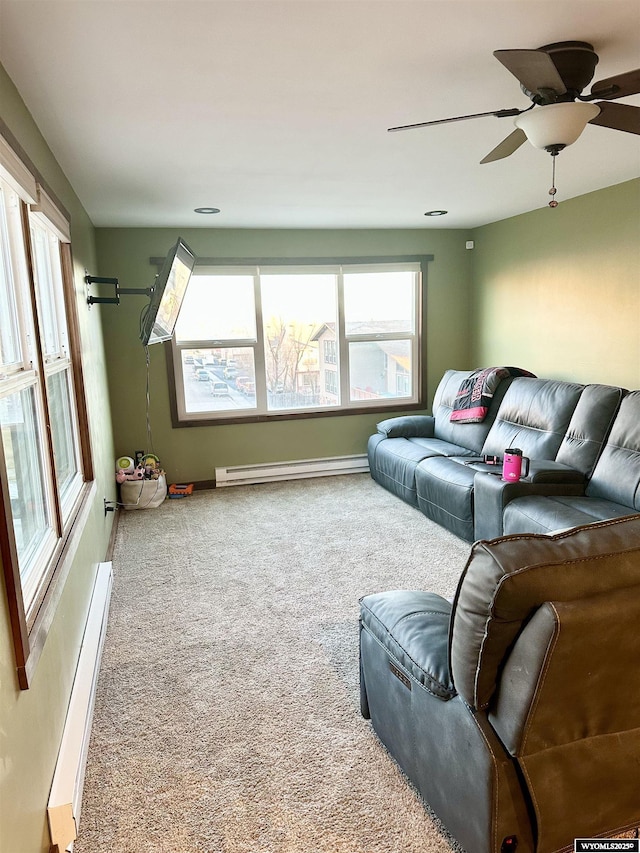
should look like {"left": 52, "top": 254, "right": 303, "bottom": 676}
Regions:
{"left": 96, "top": 228, "right": 474, "bottom": 483}
{"left": 471, "top": 179, "right": 640, "bottom": 388}
{"left": 0, "top": 65, "right": 116, "bottom": 853}
{"left": 97, "top": 179, "right": 640, "bottom": 487}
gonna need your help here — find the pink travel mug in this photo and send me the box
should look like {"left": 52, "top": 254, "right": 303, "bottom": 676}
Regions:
{"left": 502, "top": 448, "right": 530, "bottom": 482}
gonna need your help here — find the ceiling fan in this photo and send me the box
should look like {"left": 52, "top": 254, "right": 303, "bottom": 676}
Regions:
{"left": 389, "top": 41, "right": 640, "bottom": 164}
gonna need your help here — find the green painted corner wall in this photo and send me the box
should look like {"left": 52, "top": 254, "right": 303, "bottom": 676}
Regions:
{"left": 470, "top": 179, "right": 640, "bottom": 388}
{"left": 95, "top": 228, "right": 475, "bottom": 482}
{"left": 97, "top": 178, "right": 640, "bottom": 486}
{"left": 0, "top": 64, "right": 116, "bottom": 853}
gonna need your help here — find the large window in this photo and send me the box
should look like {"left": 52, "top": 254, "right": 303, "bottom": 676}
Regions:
{"left": 170, "top": 259, "right": 427, "bottom": 423}
{"left": 0, "top": 138, "right": 91, "bottom": 688}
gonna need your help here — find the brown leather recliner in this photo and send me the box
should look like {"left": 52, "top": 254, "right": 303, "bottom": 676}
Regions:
{"left": 359, "top": 515, "right": 640, "bottom": 852}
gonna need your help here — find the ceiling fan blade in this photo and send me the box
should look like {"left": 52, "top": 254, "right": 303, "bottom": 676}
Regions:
{"left": 388, "top": 107, "right": 521, "bottom": 132}
{"left": 590, "top": 68, "right": 640, "bottom": 100}
{"left": 589, "top": 101, "right": 640, "bottom": 135}
{"left": 494, "top": 49, "right": 567, "bottom": 96}
{"left": 480, "top": 128, "right": 528, "bottom": 164}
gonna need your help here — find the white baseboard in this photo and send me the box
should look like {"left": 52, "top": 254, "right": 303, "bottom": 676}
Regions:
{"left": 47, "top": 561, "right": 113, "bottom": 852}
{"left": 215, "top": 454, "right": 369, "bottom": 487}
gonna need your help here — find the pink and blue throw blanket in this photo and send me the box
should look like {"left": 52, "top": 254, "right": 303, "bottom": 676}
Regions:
{"left": 450, "top": 366, "right": 536, "bottom": 423}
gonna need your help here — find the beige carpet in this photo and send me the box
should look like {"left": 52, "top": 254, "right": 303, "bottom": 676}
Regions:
{"left": 75, "top": 474, "right": 472, "bottom": 853}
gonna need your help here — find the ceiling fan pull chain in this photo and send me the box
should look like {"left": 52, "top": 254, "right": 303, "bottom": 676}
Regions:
{"left": 548, "top": 151, "right": 559, "bottom": 208}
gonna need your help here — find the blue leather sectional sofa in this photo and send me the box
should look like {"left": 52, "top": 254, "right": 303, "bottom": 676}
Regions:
{"left": 368, "top": 369, "right": 640, "bottom": 540}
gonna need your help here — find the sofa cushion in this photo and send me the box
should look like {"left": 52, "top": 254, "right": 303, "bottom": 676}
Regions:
{"left": 555, "top": 383, "right": 625, "bottom": 476}
{"left": 415, "top": 457, "right": 483, "bottom": 541}
{"left": 449, "top": 514, "right": 640, "bottom": 709}
{"left": 359, "top": 591, "right": 456, "bottom": 700}
{"left": 481, "top": 378, "right": 583, "bottom": 460}
{"left": 431, "top": 369, "right": 513, "bottom": 453}
{"left": 373, "top": 368, "right": 515, "bottom": 449}
{"left": 368, "top": 434, "right": 475, "bottom": 506}
{"left": 502, "top": 494, "right": 636, "bottom": 535}
{"left": 585, "top": 390, "right": 640, "bottom": 509}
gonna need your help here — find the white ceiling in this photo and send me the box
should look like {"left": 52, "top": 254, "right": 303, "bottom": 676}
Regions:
{"left": 1, "top": 0, "right": 639, "bottom": 229}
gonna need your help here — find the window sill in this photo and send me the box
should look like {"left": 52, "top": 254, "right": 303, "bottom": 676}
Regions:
{"left": 18, "top": 480, "right": 97, "bottom": 689}
{"left": 170, "top": 399, "right": 426, "bottom": 429}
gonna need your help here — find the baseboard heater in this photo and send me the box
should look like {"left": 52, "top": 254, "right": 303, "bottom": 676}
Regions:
{"left": 215, "top": 453, "right": 369, "bottom": 487}
{"left": 47, "top": 561, "right": 113, "bottom": 853}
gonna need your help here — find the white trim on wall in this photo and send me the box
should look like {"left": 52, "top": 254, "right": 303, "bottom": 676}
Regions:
{"left": 47, "top": 561, "right": 113, "bottom": 852}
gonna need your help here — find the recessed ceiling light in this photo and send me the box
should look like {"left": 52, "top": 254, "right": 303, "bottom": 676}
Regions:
{"left": 424, "top": 210, "right": 448, "bottom": 217}
{"left": 194, "top": 207, "right": 221, "bottom": 214}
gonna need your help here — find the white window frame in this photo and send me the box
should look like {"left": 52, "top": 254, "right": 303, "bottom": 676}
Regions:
{"left": 169, "top": 257, "right": 429, "bottom": 424}
{"left": 0, "top": 132, "right": 92, "bottom": 689}
{"left": 29, "top": 217, "right": 84, "bottom": 518}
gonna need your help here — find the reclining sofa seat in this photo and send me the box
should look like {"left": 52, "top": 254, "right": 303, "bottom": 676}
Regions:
{"left": 414, "top": 377, "right": 589, "bottom": 540}
{"left": 359, "top": 515, "right": 640, "bottom": 853}
{"left": 475, "top": 387, "right": 635, "bottom": 539}
{"left": 368, "top": 369, "right": 514, "bottom": 508}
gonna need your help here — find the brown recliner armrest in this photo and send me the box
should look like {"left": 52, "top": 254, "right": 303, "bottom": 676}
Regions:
{"left": 487, "top": 585, "right": 640, "bottom": 851}
{"left": 450, "top": 515, "right": 640, "bottom": 710}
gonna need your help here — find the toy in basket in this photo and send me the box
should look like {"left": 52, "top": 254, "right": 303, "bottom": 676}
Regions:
{"left": 115, "top": 453, "right": 167, "bottom": 509}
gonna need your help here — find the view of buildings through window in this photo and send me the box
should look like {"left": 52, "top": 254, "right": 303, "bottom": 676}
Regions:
{"left": 172, "top": 263, "right": 422, "bottom": 420}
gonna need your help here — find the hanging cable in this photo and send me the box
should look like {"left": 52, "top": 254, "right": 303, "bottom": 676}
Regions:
{"left": 144, "top": 344, "right": 155, "bottom": 455}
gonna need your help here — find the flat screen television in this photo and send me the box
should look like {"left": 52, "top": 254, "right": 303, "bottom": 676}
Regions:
{"left": 139, "top": 238, "right": 196, "bottom": 346}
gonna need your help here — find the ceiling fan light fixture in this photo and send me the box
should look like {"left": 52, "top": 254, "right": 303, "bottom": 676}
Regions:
{"left": 514, "top": 102, "right": 601, "bottom": 150}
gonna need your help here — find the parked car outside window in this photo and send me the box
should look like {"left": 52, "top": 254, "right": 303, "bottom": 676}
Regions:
{"left": 236, "top": 376, "right": 255, "bottom": 394}
{"left": 211, "top": 381, "right": 229, "bottom": 397}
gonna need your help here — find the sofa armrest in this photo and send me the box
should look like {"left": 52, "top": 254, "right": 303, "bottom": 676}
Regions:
{"left": 473, "top": 468, "right": 586, "bottom": 541}
{"left": 360, "top": 590, "right": 455, "bottom": 700}
{"left": 525, "top": 460, "right": 587, "bottom": 484}
{"left": 376, "top": 414, "right": 435, "bottom": 439}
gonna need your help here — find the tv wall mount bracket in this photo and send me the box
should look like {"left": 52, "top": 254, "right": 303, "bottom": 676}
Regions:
{"left": 85, "top": 273, "right": 153, "bottom": 306}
